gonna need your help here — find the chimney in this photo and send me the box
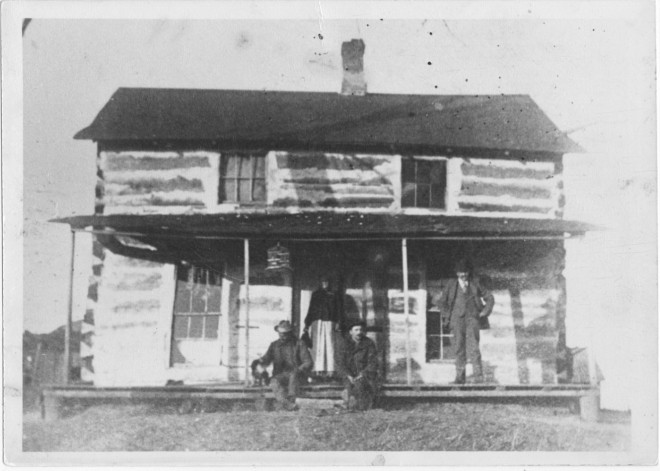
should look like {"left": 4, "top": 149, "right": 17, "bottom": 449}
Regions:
{"left": 341, "top": 39, "right": 366, "bottom": 96}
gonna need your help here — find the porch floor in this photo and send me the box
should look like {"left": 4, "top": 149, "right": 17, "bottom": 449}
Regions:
{"left": 42, "top": 382, "right": 596, "bottom": 399}
{"left": 40, "top": 382, "right": 599, "bottom": 422}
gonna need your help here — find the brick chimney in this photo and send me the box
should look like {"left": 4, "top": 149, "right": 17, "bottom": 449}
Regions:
{"left": 341, "top": 39, "right": 366, "bottom": 96}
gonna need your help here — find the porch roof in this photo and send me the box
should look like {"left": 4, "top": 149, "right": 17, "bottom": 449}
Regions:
{"left": 74, "top": 88, "right": 583, "bottom": 155}
{"left": 53, "top": 213, "right": 594, "bottom": 239}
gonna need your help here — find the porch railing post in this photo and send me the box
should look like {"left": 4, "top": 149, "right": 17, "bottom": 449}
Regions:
{"left": 64, "top": 229, "right": 76, "bottom": 385}
{"left": 244, "top": 238, "right": 250, "bottom": 387}
{"left": 402, "top": 238, "right": 411, "bottom": 385}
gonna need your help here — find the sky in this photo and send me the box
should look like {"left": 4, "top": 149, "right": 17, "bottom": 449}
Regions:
{"left": 17, "top": 4, "right": 656, "bottom": 411}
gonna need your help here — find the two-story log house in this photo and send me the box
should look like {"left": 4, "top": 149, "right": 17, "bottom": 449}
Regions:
{"left": 54, "top": 40, "right": 592, "bottom": 393}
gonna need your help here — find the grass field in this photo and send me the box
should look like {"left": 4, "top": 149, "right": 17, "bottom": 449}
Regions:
{"left": 23, "top": 398, "right": 630, "bottom": 452}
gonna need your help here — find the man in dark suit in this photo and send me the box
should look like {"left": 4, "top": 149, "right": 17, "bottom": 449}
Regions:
{"left": 336, "top": 320, "right": 379, "bottom": 411}
{"left": 257, "top": 320, "right": 313, "bottom": 411}
{"left": 439, "top": 259, "right": 494, "bottom": 384}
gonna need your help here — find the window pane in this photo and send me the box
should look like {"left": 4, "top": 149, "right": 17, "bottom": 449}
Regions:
{"left": 239, "top": 156, "right": 252, "bottom": 178}
{"left": 416, "top": 161, "right": 432, "bottom": 184}
{"left": 252, "top": 179, "right": 266, "bottom": 202}
{"left": 189, "top": 316, "right": 204, "bottom": 338}
{"left": 427, "top": 336, "right": 440, "bottom": 361}
{"left": 430, "top": 184, "right": 445, "bottom": 208}
{"left": 207, "top": 287, "right": 222, "bottom": 312}
{"left": 253, "top": 157, "right": 266, "bottom": 178}
{"left": 221, "top": 179, "right": 236, "bottom": 202}
{"left": 173, "top": 316, "right": 189, "bottom": 339}
{"left": 192, "top": 291, "right": 207, "bottom": 313}
{"left": 429, "top": 161, "right": 446, "bottom": 184}
{"left": 174, "top": 290, "right": 191, "bottom": 313}
{"left": 402, "top": 159, "right": 415, "bottom": 182}
{"left": 427, "top": 311, "right": 441, "bottom": 334}
{"left": 177, "top": 266, "right": 190, "bottom": 282}
{"left": 416, "top": 184, "right": 430, "bottom": 208}
{"left": 401, "top": 182, "right": 416, "bottom": 207}
{"left": 205, "top": 316, "right": 219, "bottom": 339}
{"left": 239, "top": 179, "right": 252, "bottom": 202}
{"left": 193, "top": 268, "right": 205, "bottom": 284}
{"left": 223, "top": 156, "right": 238, "bottom": 178}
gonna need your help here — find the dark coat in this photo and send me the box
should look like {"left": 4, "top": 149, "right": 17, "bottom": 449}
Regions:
{"left": 259, "top": 336, "right": 313, "bottom": 377}
{"left": 305, "top": 288, "right": 342, "bottom": 328}
{"left": 336, "top": 335, "right": 379, "bottom": 382}
{"left": 438, "top": 277, "right": 495, "bottom": 329}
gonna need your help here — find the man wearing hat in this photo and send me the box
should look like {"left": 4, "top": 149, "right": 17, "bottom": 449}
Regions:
{"left": 256, "top": 320, "right": 313, "bottom": 411}
{"left": 438, "top": 258, "right": 494, "bottom": 384}
{"left": 336, "top": 320, "right": 379, "bottom": 411}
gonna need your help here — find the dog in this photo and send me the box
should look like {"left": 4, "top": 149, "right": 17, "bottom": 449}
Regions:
{"left": 250, "top": 359, "right": 270, "bottom": 387}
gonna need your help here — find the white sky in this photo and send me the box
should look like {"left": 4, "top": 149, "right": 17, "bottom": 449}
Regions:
{"left": 17, "top": 5, "right": 656, "bottom": 411}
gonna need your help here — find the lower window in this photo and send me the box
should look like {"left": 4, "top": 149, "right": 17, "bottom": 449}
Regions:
{"left": 170, "top": 265, "right": 223, "bottom": 366}
{"left": 426, "top": 307, "right": 455, "bottom": 362}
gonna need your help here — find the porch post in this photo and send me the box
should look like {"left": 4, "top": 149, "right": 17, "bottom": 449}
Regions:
{"left": 64, "top": 229, "right": 76, "bottom": 385}
{"left": 402, "top": 238, "right": 411, "bottom": 385}
{"left": 244, "top": 238, "right": 250, "bottom": 387}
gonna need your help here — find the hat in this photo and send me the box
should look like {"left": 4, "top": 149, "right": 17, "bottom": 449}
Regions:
{"left": 274, "top": 320, "right": 293, "bottom": 333}
{"left": 454, "top": 258, "right": 473, "bottom": 274}
{"left": 346, "top": 319, "right": 367, "bottom": 330}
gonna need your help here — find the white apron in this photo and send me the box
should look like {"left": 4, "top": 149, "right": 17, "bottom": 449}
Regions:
{"left": 310, "top": 320, "right": 337, "bottom": 373}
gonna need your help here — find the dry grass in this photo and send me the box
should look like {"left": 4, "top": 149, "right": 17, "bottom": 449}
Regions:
{"left": 23, "top": 398, "right": 630, "bottom": 452}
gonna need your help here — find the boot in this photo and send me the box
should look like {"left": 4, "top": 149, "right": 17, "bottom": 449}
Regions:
{"left": 283, "top": 397, "right": 298, "bottom": 411}
{"left": 470, "top": 363, "right": 484, "bottom": 383}
{"left": 452, "top": 369, "right": 466, "bottom": 385}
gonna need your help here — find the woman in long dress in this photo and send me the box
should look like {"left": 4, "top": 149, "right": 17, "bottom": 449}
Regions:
{"left": 303, "top": 276, "right": 342, "bottom": 379}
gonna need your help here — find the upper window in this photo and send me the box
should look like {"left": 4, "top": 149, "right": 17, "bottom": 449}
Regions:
{"left": 401, "top": 158, "right": 447, "bottom": 209}
{"left": 219, "top": 155, "right": 266, "bottom": 204}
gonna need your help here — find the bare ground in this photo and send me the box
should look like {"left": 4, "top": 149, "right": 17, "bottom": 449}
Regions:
{"left": 23, "top": 398, "right": 630, "bottom": 452}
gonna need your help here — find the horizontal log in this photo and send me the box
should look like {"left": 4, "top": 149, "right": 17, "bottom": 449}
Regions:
{"left": 107, "top": 192, "right": 206, "bottom": 207}
{"left": 106, "top": 177, "right": 205, "bottom": 195}
{"left": 461, "top": 160, "right": 554, "bottom": 180}
{"left": 279, "top": 182, "right": 393, "bottom": 196}
{"left": 460, "top": 181, "right": 553, "bottom": 200}
{"left": 459, "top": 202, "right": 553, "bottom": 214}
{"left": 104, "top": 154, "right": 212, "bottom": 171}
{"left": 275, "top": 153, "right": 390, "bottom": 171}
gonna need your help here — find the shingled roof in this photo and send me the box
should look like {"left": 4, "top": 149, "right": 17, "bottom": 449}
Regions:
{"left": 75, "top": 88, "right": 582, "bottom": 155}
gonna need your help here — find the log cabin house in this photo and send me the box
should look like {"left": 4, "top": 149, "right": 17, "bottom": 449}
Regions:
{"left": 49, "top": 40, "right": 598, "bottom": 417}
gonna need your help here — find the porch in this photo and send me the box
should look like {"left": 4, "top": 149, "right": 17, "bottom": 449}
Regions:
{"left": 51, "top": 212, "right": 598, "bottom": 391}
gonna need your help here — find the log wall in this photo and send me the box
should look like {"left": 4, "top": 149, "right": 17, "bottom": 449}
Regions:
{"left": 92, "top": 252, "right": 176, "bottom": 386}
{"left": 267, "top": 151, "right": 400, "bottom": 209}
{"left": 96, "top": 146, "right": 563, "bottom": 219}
{"left": 452, "top": 157, "right": 562, "bottom": 218}
{"left": 99, "top": 150, "right": 220, "bottom": 214}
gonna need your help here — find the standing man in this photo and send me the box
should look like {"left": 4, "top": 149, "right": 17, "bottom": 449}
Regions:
{"left": 257, "top": 320, "right": 313, "bottom": 411}
{"left": 336, "top": 320, "right": 379, "bottom": 411}
{"left": 439, "top": 259, "right": 495, "bottom": 384}
{"left": 304, "top": 275, "right": 343, "bottom": 379}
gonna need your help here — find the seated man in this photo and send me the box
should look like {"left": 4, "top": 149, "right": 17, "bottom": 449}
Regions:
{"left": 256, "top": 320, "right": 313, "bottom": 411}
{"left": 336, "top": 320, "right": 379, "bottom": 411}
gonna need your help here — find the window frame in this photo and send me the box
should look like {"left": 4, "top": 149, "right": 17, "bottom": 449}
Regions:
{"left": 426, "top": 306, "right": 455, "bottom": 362}
{"left": 171, "top": 265, "right": 222, "bottom": 342}
{"left": 218, "top": 153, "right": 267, "bottom": 205}
{"left": 401, "top": 156, "right": 448, "bottom": 210}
